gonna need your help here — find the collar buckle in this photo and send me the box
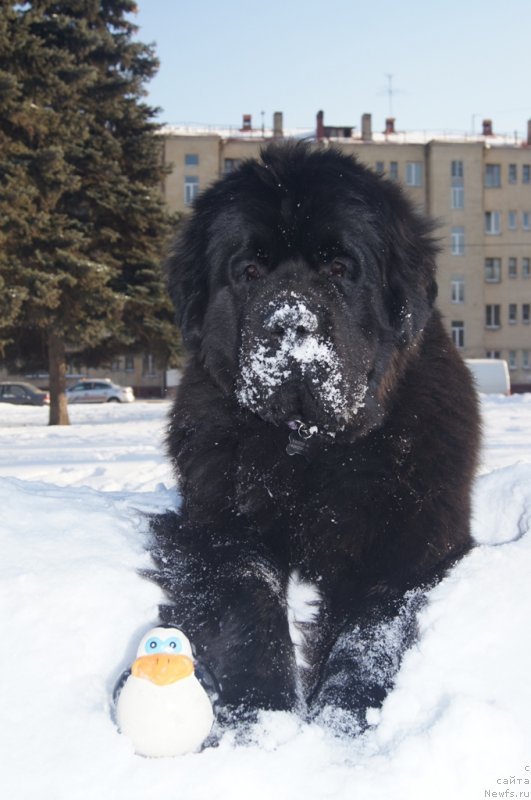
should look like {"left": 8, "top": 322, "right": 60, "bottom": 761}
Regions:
{"left": 286, "top": 419, "right": 317, "bottom": 456}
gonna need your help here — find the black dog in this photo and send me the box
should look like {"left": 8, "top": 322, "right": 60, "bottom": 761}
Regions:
{"left": 151, "top": 142, "right": 480, "bottom": 732}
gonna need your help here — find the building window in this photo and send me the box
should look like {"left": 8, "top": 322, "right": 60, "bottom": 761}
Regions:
{"left": 523, "top": 165, "right": 530, "bottom": 184}
{"left": 451, "top": 160, "right": 464, "bottom": 179}
{"left": 389, "top": 162, "right": 399, "bottom": 181}
{"left": 184, "top": 175, "right": 200, "bottom": 205}
{"left": 485, "top": 164, "right": 501, "bottom": 187}
{"left": 405, "top": 161, "right": 423, "bottom": 186}
{"left": 451, "top": 186, "right": 464, "bottom": 209}
{"left": 485, "top": 211, "right": 501, "bottom": 234}
{"left": 508, "top": 350, "right": 517, "bottom": 370}
{"left": 451, "top": 276, "right": 465, "bottom": 303}
{"left": 184, "top": 153, "right": 199, "bottom": 166}
{"left": 375, "top": 161, "right": 385, "bottom": 175}
{"left": 223, "top": 158, "right": 242, "bottom": 174}
{"left": 451, "top": 226, "right": 465, "bottom": 255}
{"left": 451, "top": 321, "right": 465, "bottom": 349}
{"left": 124, "top": 355, "right": 134, "bottom": 372}
{"left": 486, "top": 304, "right": 501, "bottom": 329}
{"left": 508, "top": 303, "right": 517, "bottom": 324}
{"left": 111, "top": 358, "right": 122, "bottom": 371}
{"left": 523, "top": 304, "right": 530, "bottom": 324}
{"left": 508, "top": 163, "right": 517, "bottom": 184}
{"left": 508, "top": 211, "right": 518, "bottom": 230}
{"left": 523, "top": 258, "right": 531, "bottom": 278}
{"left": 484, "top": 258, "right": 501, "bottom": 282}
{"left": 142, "top": 354, "right": 156, "bottom": 376}
{"left": 486, "top": 350, "right": 501, "bottom": 359}
{"left": 523, "top": 212, "right": 530, "bottom": 231}
{"left": 508, "top": 257, "right": 518, "bottom": 278}
{"left": 523, "top": 350, "right": 530, "bottom": 370}
{"left": 449, "top": 158, "right": 464, "bottom": 210}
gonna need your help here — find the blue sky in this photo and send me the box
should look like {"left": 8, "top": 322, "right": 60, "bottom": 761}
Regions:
{"left": 134, "top": 0, "right": 531, "bottom": 138}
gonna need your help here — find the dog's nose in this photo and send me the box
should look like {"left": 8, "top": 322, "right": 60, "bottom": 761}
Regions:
{"left": 270, "top": 321, "right": 312, "bottom": 340}
{"left": 265, "top": 299, "right": 318, "bottom": 340}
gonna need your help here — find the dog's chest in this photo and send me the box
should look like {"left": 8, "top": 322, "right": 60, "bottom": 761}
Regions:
{"left": 233, "top": 437, "right": 354, "bottom": 525}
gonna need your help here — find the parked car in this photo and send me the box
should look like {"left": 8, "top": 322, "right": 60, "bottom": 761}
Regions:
{"left": 0, "top": 381, "right": 50, "bottom": 406}
{"left": 465, "top": 359, "right": 511, "bottom": 395}
{"left": 66, "top": 379, "right": 135, "bottom": 404}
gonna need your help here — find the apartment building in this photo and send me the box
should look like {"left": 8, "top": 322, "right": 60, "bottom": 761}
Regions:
{"left": 161, "top": 111, "right": 531, "bottom": 390}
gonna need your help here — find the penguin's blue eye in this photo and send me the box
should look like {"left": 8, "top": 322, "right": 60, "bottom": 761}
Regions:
{"left": 145, "top": 637, "right": 163, "bottom": 654}
{"left": 163, "top": 637, "right": 182, "bottom": 653}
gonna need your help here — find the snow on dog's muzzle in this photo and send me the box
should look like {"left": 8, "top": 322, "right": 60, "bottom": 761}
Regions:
{"left": 237, "top": 292, "right": 363, "bottom": 426}
{"left": 265, "top": 298, "right": 319, "bottom": 338}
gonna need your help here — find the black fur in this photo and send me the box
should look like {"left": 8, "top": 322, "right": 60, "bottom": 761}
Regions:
{"left": 151, "top": 142, "right": 480, "bottom": 731}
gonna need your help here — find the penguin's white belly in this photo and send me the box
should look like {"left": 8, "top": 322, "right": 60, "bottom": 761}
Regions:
{"left": 117, "top": 675, "right": 214, "bottom": 758}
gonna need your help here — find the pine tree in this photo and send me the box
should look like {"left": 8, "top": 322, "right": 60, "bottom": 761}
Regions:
{"left": 0, "top": 1, "right": 178, "bottom": 424}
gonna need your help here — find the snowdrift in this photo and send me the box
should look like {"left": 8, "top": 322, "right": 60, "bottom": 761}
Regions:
{"left": 1, "top": 398, "right": 530, "bottom": 800}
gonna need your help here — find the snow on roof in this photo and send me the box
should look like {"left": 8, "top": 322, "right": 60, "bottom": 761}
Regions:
{"left": 160, "top": 123, "right": 526, "bottom": 148}
{"left": 365, "top": 130, "right": 524, "bottom": 147}
{"left": 160, "top": 123, "right": 314, "bottom": 141}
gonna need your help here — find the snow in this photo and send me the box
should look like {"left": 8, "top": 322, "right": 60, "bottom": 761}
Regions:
{"left": 287, "top": 571, "right": 321, "bottom": 668}
{"left": 159, "top": 123, "right": 524, "bottom": 148}
{"left": 1, "top": 396, "right": 531, "bottom": 799}
{"left": 160, "top": 123, "right": 315, "bottom": 141}
{"left": 237, "top": 295, "right": 367, "bottom": 422}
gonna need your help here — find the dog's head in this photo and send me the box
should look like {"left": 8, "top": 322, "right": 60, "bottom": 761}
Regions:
{"left": 167, "top": 142, "right": 438, "bottom": 436}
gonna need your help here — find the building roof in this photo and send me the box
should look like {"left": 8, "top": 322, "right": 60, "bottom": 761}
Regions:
{"left": 160, "top": 123, "right": 313, "bottom": 140}
{"left": 160, "top": 123, "right": 528, "bottom": 148}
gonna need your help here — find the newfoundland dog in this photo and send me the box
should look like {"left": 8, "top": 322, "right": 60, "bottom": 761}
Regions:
{"left": 151, "top": 142, "right": 480, "bottom": 732}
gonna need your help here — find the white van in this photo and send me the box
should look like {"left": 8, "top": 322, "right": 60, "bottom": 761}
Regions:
{"left": 465, "top": 359, "right": 510, "bottom": 395}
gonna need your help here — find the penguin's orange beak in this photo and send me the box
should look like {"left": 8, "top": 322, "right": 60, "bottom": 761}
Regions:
{"left": 131, "top": 654, "right": 194, "bottom": 686}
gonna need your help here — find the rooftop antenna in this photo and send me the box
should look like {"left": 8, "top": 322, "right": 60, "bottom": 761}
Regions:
{"left": 385, "top": 73, "right": 394, "bottom": 118}
{"left": 378, "top": 74, "right": 403, "bottom": 122}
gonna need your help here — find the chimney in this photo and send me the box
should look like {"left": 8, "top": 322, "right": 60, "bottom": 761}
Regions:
{"left": 241, "top": 114, "right": 252, "bottom": 131}
{"left": 273, "top": 111, "right": 283, "bottom": 138}
{"left": 361, "top": 113, "right": 372, "bottom": 142}
{"left": 482, "top": 119, "right": 493, "bottom": 136}
{"left": 384, "top": 117, "right": 395, "bottom": 135}
{"left": 527, "top": 119, "right": 531, "bottom": 146}
{"left": 316, "top": 110, "right": 324, "bottom": 141}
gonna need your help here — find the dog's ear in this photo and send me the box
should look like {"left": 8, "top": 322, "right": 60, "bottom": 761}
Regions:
{"left": 383, "top": 190, "right": 439, "bottom": 344}
{"left": 166, "top": 214, "right": 209, "bottom": 351}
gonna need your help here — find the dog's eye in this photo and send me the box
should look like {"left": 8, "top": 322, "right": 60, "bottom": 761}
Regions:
{"left": 329, "top": 259, "right": 347, "bottom": 278}
{"left": 244, "top": 263, "right": 261, "bottom": 281}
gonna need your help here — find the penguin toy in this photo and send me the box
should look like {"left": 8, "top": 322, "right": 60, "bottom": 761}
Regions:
{"left": 114, "top": 626, "right": 214, "bottom": 757}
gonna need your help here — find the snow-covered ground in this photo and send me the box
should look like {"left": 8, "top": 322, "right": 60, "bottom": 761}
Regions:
{"left": 1, "top": 396, "right": 531, "bottom": 800}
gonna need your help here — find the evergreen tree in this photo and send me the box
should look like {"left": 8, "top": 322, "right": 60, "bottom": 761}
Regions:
{"left": 0, "top": 1, "right": 178, "bottom": 424}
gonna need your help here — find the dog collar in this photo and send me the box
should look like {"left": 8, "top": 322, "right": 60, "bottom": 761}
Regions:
{"left": 286, "top": 419, "right": 318, "bottom": 456}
